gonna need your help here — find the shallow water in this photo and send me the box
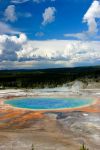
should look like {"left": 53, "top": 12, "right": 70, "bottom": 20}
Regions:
{"left": 4, "top": 97, "right": 94, "bottom": 110}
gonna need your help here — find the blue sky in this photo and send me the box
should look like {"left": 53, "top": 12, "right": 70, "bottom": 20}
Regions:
{"left": 0, "top": 0, "right": 93, "bottom": 40}
{"left": 0, "top": 0, "right": 100, "bottom": 69}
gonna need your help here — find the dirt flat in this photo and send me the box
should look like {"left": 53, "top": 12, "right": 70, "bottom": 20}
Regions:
{"left": 0, "top": 111, "right": 100, "bottom": 150}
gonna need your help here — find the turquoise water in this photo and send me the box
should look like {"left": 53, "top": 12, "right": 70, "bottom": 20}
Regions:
{"left": 4, "top": 97, "right": 94, "bottom": 110}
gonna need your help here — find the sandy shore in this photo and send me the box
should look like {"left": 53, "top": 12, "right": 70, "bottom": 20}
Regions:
{"left": 0, "top": 88, "right": 100, "bottom": 150}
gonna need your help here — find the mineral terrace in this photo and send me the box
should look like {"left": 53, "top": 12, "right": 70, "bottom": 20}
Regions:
{"left": 0, "top": 89, "right": 100, "bottom": 150}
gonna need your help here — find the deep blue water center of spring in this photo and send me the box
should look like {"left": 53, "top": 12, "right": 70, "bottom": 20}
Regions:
{"left": 5, "top": 97, "right": 94, "bottom": 110}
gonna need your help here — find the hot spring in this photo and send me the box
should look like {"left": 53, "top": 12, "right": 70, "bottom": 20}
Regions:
{"left": 4, "top": 97, "right": 94, "bottom": 110}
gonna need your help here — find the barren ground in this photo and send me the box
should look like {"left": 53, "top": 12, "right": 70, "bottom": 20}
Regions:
{"left": 0, "top": 89, "right": 100, "bottom": 150}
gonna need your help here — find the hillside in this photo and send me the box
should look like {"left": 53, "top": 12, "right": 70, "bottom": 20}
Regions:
{"left": 0, "top": 66, "right": 100, "bottom": 89}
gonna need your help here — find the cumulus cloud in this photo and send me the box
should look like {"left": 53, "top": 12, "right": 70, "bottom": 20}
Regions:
{"left": 64, "top": 0, "right": 100, "bottom": 40}
{"left": 83, "top": 0, "right": 100, "bottom": 34}
{"left": 4, "top": 5, "right": 31, "bottom": 21}
{"left": 0, "top": 34, "right": 27, "bottom": 61}
{"left": 0, "top": 33, "right": 100, "bottom": 69}
{"left": 4, "top": 5, "right": 17, "bottom": 22}
{"left": 17, "top": 40, "right": 100, "bottom": 64}
{"left": 42, "top": 7, "right": 56, "bottom": 26}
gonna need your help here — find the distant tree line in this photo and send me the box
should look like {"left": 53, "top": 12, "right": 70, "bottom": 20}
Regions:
{"left": 0, "top": 66, "right": 100, "bottom": 89}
